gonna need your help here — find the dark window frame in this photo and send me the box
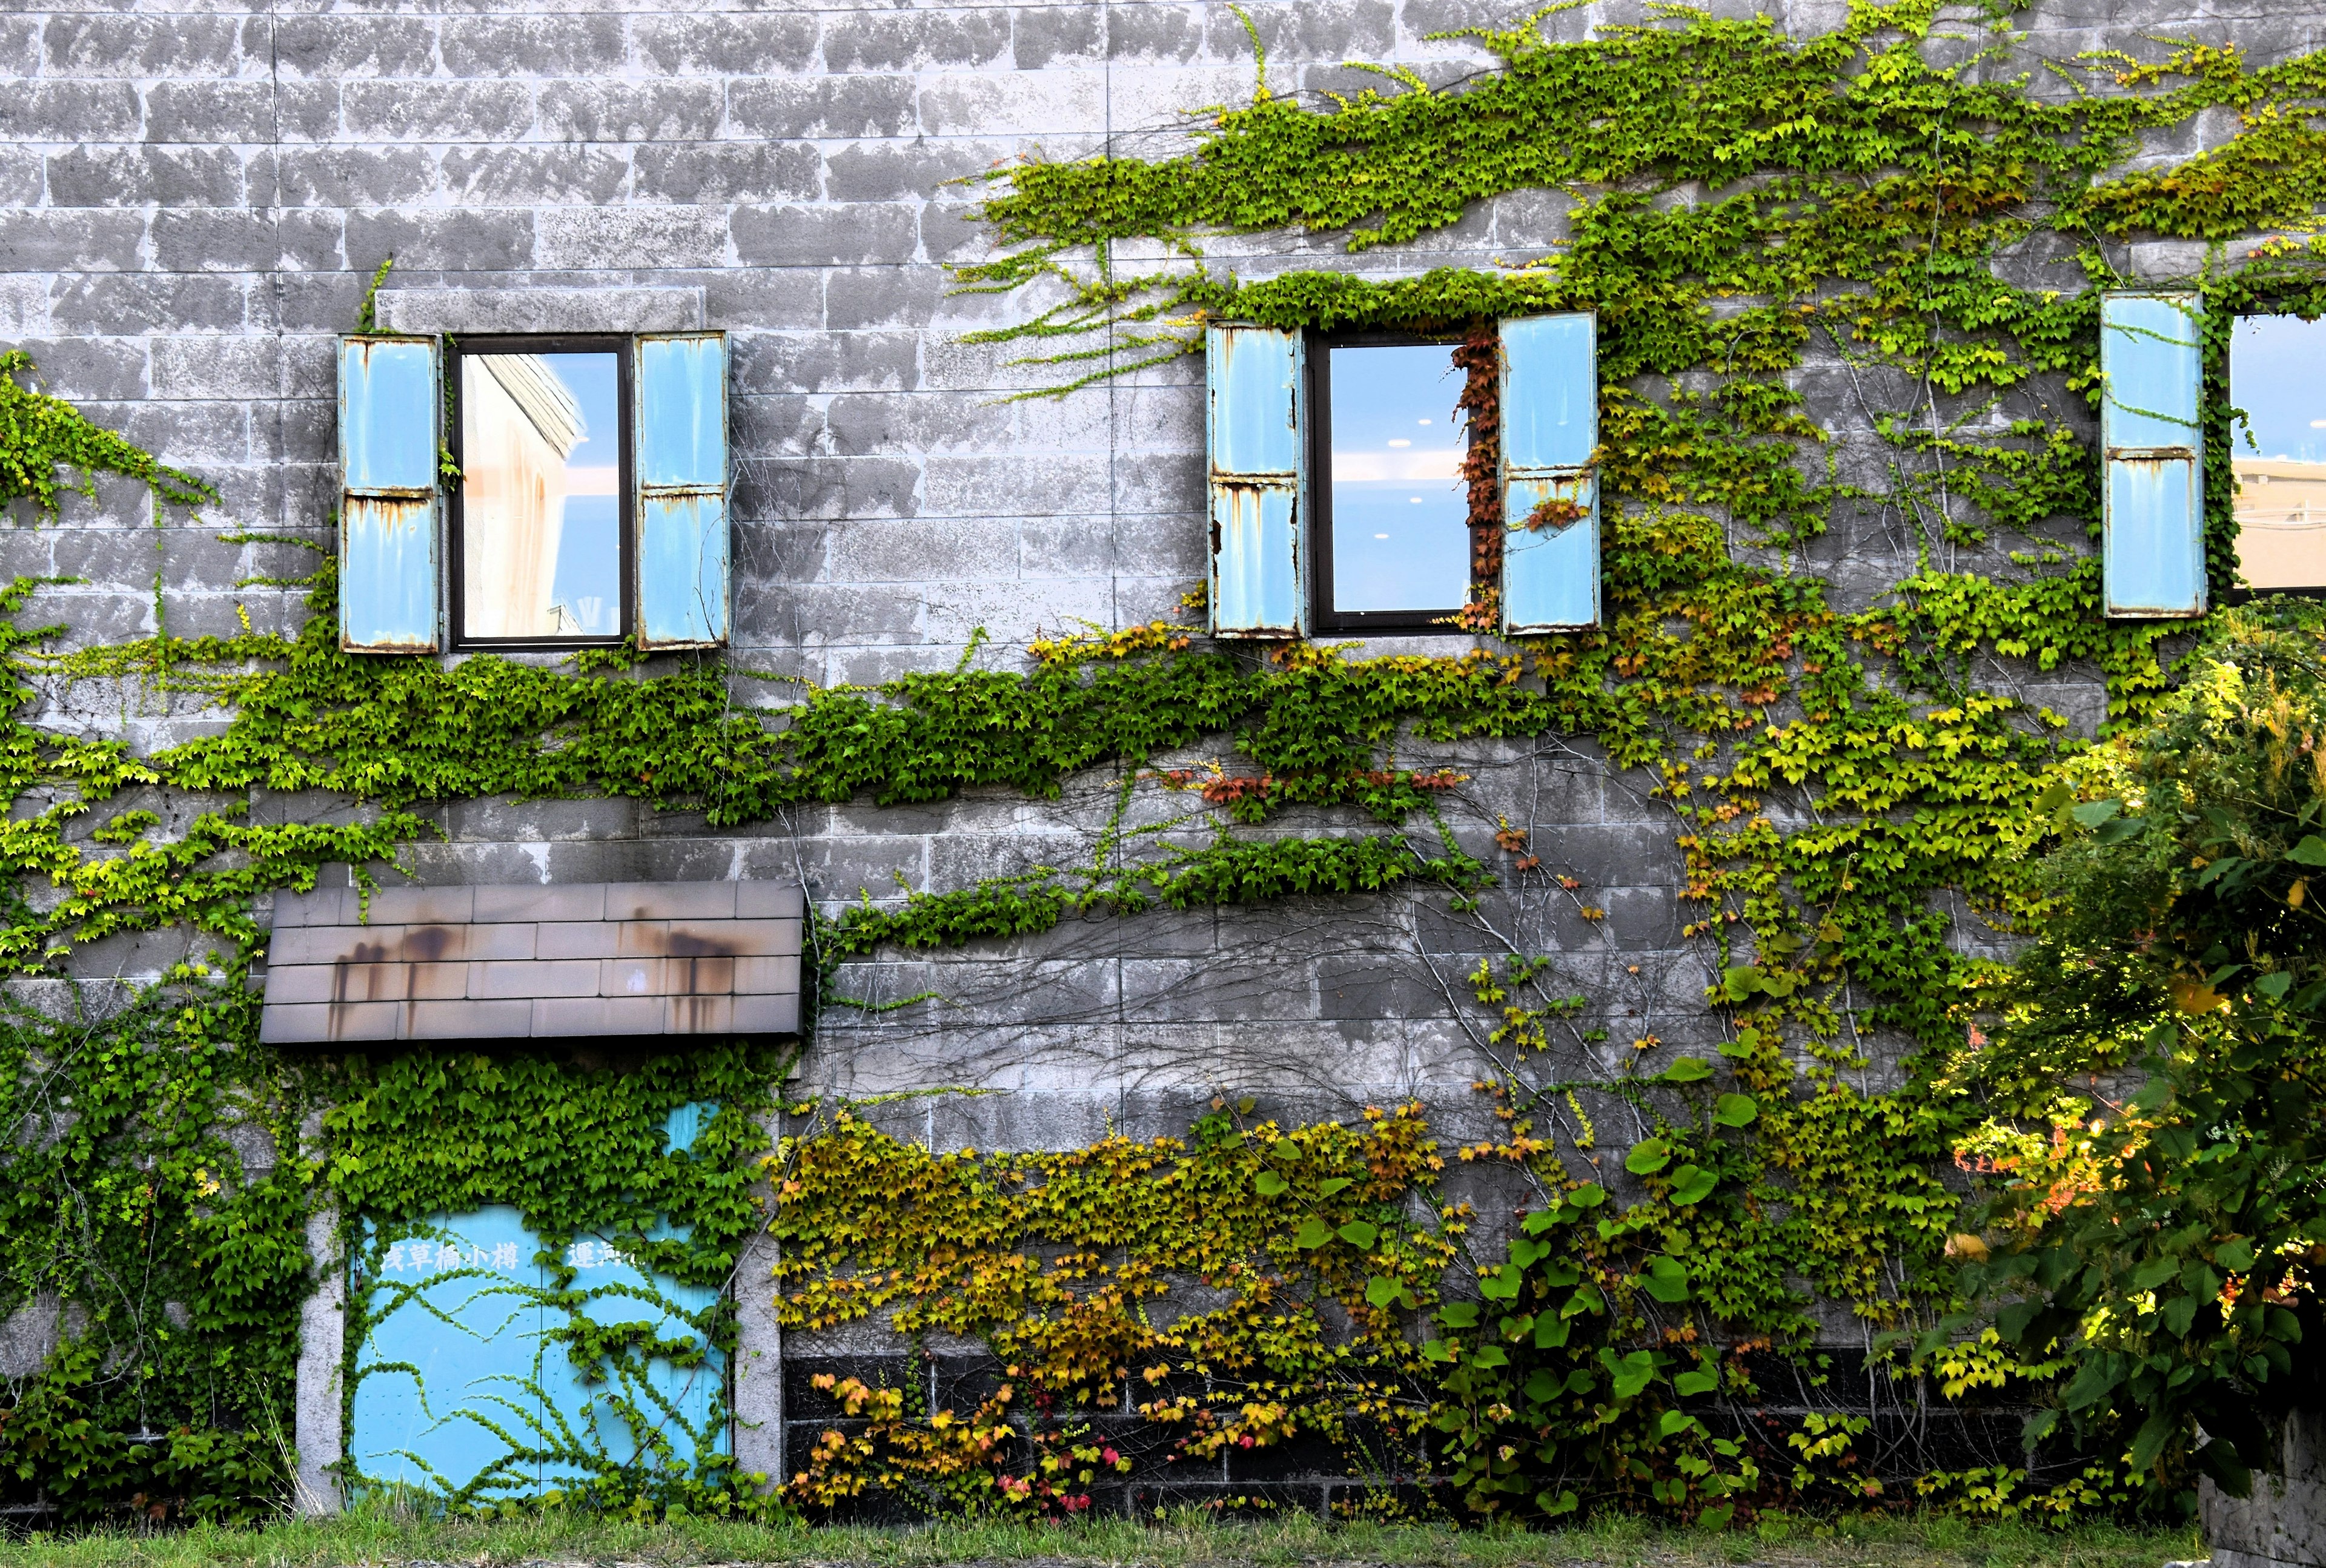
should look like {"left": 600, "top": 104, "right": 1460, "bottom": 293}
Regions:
{"left": 1308, "top": 328, "right": 1477, "bottom": 634}
{"left": 447, "top": 332, "right": 637, "bottom": 652}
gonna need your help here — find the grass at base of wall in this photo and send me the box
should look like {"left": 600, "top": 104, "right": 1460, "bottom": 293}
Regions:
{"left": 0, "top": 1508, "right": 2201, "bottom": 1568}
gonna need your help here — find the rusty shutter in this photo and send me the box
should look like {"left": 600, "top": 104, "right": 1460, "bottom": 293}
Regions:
{"left": 1499, "top": 313, "right": 1600, "bottom": 634}
{"left": 338, "top": 336, "right": 441, "bottom": 653}
{"left": 1207, "top": 324, "right": 1307, "bottom": 638}
{"left": 634, "top": 332, "right": 730, "bottom": 650}
{"left": 2101, "top": 293, "right": 2206, "bottom": 618}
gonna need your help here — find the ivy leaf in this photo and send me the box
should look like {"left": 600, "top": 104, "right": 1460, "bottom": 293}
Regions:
{"left": 2255, "top": 970, "right": 2293, "bottom": 1001}
{"left": 1364, "top": 1274, "right": 1410, "bottom": 1310}
{"left": 1480, "top": 1263, "right": 1523, "bottom": 1301}
{"left": 1714, "top": 1093, "right": 1758, "bottom": 1127}
{"left": 1437, "top": 1301, "right": 1480, "bottom": 1329}
{"left": 1606, "top": 1349, "right": 1657, "bottom": 1398}
{"left": 1658, "top": 1056, "right": 1713, "bottom": 1083}
{"left": 1509, "top": 1237, "right": 1550, "bottom": 1267}
{"left": 1674, "top": 1368, "right": 1720, "bottom": 1396}
{"left": 1337, "top": 1220, "right": 1379, "bottom": 1249}
{"left": 1316, "top": 1177, "right": 1353, "bottom": 1198}
{"left": 1271, "top": 1139, "right": 1301, "bottom": 1162}
{"left": 1640, "top": 1256, "right": 1690, "bottom": 1303}
{"left": 1568, "top": 1182, "right": 1607, "bottom": 1208}
{"left": 1625, "top": 1138, "right": 1674, "bottom": 1175}
{"left": 2071, "top": 799, "right": 2122, "bottom": 828}
{"left": 1254, "top": 1171, "right": 1290, "bottom": 1197}
{"left": 1667, "top": 1163, "right": 1718, "bottom": 1206}
{"left": 1720, "top": 965, "right": 1762, "bottom": 1001}
{"left": 1293, "top": 1218, "right": 1333, "bottom": 1249}
{"left": 2287, "top": 835, "right": 2326, "bottom": 867}
{"left": 1533, "top": 1314, "right": 1570, "bottom": 1349}
{"left": 1470, "top": 1344, "right": 1509, "bottom": 1369}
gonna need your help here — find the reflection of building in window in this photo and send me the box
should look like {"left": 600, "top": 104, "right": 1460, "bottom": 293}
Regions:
{"left": 2230, "top": 314, "right": 2326, "bottom": 592}
{"left": 462, "top": 356, "right": 584, "bottom": 638}
{"left": 2235, "top": 458, "right": 2326, "bottom": 590}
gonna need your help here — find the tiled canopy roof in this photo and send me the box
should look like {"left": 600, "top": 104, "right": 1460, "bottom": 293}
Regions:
{"left": 259, "top": 881, "right": 803, "bottom": 1045}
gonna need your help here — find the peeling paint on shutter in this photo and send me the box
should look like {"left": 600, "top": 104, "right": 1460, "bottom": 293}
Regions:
{"left": 338, "top": 336, "right": 440, "bottom": 653}
{"left": 1500, "top": 313, "right": 1600, "bottom": 634}
{"left": 1207, "top": 325, "right": 1307, "bottom": 638}
{"left": 2102, "top": 293, "right": 2205, "bottom": 618}
{"left": 635, "top": 332, "right": 731, "bottom": 650}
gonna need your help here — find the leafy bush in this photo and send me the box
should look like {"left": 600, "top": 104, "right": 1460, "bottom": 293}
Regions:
{"left": 1963, "top": 603, "right": 2326, "bottom": 1500}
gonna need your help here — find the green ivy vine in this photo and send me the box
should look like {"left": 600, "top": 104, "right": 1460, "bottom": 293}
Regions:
{"left": 0, "top": 0, "right": 2316, "bottom": 1529}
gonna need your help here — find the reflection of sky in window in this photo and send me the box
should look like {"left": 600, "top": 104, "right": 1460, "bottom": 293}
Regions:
{"left": 541, "top": 353, "right": 621, "bottom": 637}
{"left": 2232, "top": 316, "right": 2326, "bottom": 463}
{"left": 1330, "top": 344, "right": 1469, "bottom": 613}
{"left": 2230, "top": 316, "right": 2326, "bottom": 590}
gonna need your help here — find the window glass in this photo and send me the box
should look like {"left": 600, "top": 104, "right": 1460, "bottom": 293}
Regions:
{"left": 1327, "top": 343, "right": 1470, "bottom": 614}
{"left": 2231, "top": 314, "right": 2326, "bottom": 591}
{"left": 460, "top": 351, "right": 622, "bottom": 640}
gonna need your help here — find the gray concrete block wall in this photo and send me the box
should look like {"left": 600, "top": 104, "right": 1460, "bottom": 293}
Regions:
{"left": 0, "top": 0, "right": 2278, "bottom": 1497}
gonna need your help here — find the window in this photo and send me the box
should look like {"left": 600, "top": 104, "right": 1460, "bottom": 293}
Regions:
{"left": 451, "top": 337, "right": 631, "bottom": 647}
{"left": 336, "top": 330, "right": 731, "bottom": 655}
{"left": 1201, "top": 315, "right": 1599, "bottom": 639}
{"left": 2231, "top": 313, "right": 2326, "bottom": 592}
{"left": 1311, "top": 336, "right": 1474, "bottom": 631}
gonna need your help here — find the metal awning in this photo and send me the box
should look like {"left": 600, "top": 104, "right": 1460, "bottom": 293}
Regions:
{"left": 259, "top": 881, "right": 803, "bottom": 1045}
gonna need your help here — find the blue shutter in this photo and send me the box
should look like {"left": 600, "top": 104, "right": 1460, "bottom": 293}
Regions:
{"left": 635, "top": 332, "right": 730, "bottom": 650}
{"left": 1499, "top": 313, "right": 1599, "bottom": 633}
{"left": 1207, "top": 325, "right": 1307, "bottom": 637}
{"left": 2102, "top": 293, "right": 2205, "bottom": 618}
{"left": 338, "top": 336, "right": 440, "bottom": 653}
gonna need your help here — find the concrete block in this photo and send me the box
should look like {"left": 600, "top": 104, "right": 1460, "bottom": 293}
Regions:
{"left": 472, "top": 958, "right": 598, "bottom": 1000}
{"left": 727, "top": 75, "right": 918, "bottom": 141}
{"left": 439, "top": 14, "right": 626, "bottom": 78}
{"left": 275, "top": 148, "right": 435, "bottom": 209}
{"left": 262, "top": 1001, "right": 396, "bottom": 1044}
{"left": 535, "top": 206, "right": 730, "bottom": 271}
{"left": 918, "top": 71, "right": 1107, "bottom": 137}
{"left": 0, "top": 82, "right": 139, "bottom": 141}
{"left": 406, "top": 963, "right": 469, "bottom": 1001}
{"left": 534, "top": 921, "right": 618, "bottom": 960}
{"left": 737, "top": 883, "right": 806, "bottom": 919}
{"left": 634, "top": 13, "right": 818, "bottom": 75}
{"left": 1016, "top": 5, "right": 1105, "bottom": 68}
{"left": 273, "top": 83, "right": 343, "bottom": 144}
{"left": 439, "top": 147, "right": 629, "bottom": 208}
{"left": 823, "top": 265, "right": 948, "bottom": 331}
{"left": 273, "top": 16, "right": 438, "bottom": 81}
{"left": 152, "top": 336, "right": 283, "bottom": 403}
{"left": 606, "top": 881, "right": 738, "bottom": 921}
{"left": 823, "top": 139, "right": 1003, "bottom": 204}
{"left": 823, "top": 391, "right": 1012, "bottom": 458}
{"left": 667, "top": 993, "right": 738, "bottom": 1033}
{"left": 632, "top": 143, "right": 822, "bottom": 205}
{"left": 363, "top": 885, "right": 475, "bottom": 925}
{"left": 1105, "top": 3, "right": 1205, "bottom": 62}
{"left": 44, "top": 13, "right": 253, "bottom": 77}
{"left": 735, "top": 330, "right": 918, "bottom": 397}
{"left": 821, "top": 8, "right": 1012, "bottom": 71}
{"left": 0, "top": 212, "right": 145, "bottom": 274}
{"left": 732, "top": 993, "right": 801, "bottom": 1034}
{"left": 535, "top": 79, "right": 726, "bottom": 143}
{"left": 377, "top": 286, "right": 704, "bottom": 336}
{"left": 145, "top": 82, "right": 278, "bottom": 143}
{"left": 293, "top": 1204, "right": 342, "bottom": 1515}
{"left": 532, "top": 994, "right": 663, "bottom": 1037}
{"left": 272, "top": 887, "right": 355, "bottom": 928}
{"left": 343, "top": 210, "right": 533, "bottom": 273}
{"left": 409, "top": 998, "right": 534, "bottom": 1039}
{"left": 731, "top": 203, "right": 919, "bottom": 268}
{"left": 260, "top": 965, "right": 336, "bottom": 1006}
{"left": 341, "top": 81, "right": 534, "bottom": 142}
{"left": 47, "top": 146, "right": 246, "bottom": 210}
{"left": 735, "top": 954, "right": 802, "bottom": 994}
